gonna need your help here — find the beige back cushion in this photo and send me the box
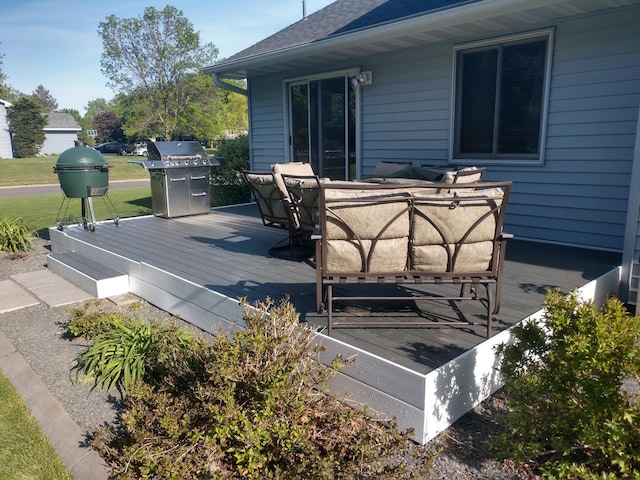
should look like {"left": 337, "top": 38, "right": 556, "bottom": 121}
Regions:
{"left": 244, "top": 172, "right": 290, "bottom": 226}
{"left": 411, "top": 188, "right": 504, "bottom": 273}
{"left": 443, "top": 167, "right": 483, "bottom": 184}
{"left": 323, "top": 189, "right": 411, "bottom": 273}
{"left": 272, "top": 162, "right": 315, "bottom": 202}
{"left": 282, "top": 175, "right": 320, "bottom": 232}
{"left": 372, "top": 161, "right": 412, "bottom": 177}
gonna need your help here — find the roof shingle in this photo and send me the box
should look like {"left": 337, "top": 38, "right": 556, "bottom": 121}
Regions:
{"left": 219, "top": 0, "right": 478, "bottom": 65}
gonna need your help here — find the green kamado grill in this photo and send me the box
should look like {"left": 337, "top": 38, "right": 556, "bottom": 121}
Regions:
{"left": 53, "top": 145, "right": 119, "bottom": 231}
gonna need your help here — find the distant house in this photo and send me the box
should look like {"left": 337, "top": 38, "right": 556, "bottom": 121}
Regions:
{"left": 41, "top": 112, "right": 81, "bottom": 155}
{"left": 205, "top": 0, "right": 640, "bottom": 303}
{"left": 0, "top": 98, "right": 13, "bottom": 158}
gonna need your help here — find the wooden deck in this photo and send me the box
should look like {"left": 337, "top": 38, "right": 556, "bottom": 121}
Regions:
{"left": 48, "top": 203, "right": 622, "bottom": 442}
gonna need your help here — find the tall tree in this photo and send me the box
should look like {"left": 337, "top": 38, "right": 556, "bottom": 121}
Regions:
{"left": 7, "top": 97, "right": 47, "bottom": 157}
{"left": 84, "top": 98, "right": 110, "bottom": 121}
{"left": 30, "top": 84, "right": 58, "bottom": 111}
{"left": 94, "top": 111, "right": 124, "bottom": 144}
{"left": 0, "top": 84, "right": 23, "bottom": 103}
{"left": 98, "top": 5, "right": 218, "bottom": 140}
{"left": 0, "top": 44, "right": 21, "bottom": 101}
{"left": 0, "top": 44, "right": 7, "bottom": 87}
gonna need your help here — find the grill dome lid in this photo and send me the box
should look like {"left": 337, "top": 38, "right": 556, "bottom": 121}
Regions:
{"left": 55, "top": 146, "right": 108, "bottom": 169}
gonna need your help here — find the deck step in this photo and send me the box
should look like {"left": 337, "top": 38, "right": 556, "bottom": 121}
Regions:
{"left": 47, "top": 252, "right": 129, "bottom": 299}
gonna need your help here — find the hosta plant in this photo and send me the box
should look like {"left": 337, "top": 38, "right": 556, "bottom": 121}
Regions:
{"left": 73, "top": 316, "right": 194, "bottom": 396}
{"left": 0, "top": 217, "right": 35, "bottom": 253}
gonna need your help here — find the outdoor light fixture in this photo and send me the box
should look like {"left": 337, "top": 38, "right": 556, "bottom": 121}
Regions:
{"left": 351, "top": 71, "right": 373, "bottom": 88}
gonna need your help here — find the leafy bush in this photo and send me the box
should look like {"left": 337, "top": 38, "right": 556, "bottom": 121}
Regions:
{"left": 0, "top": 217, "right": 35, "bottom": 253}
{"left": 87, "top": 297, "right": 435, "bottom": 479}
{"left": 74, "top": 316, "right": 194, "bottom": 396}
{"left": 66, "top": 301, "right": 128, "bottom": 340}
{"left": 495, "top": 290, "right": 640, "bottom": 479}
{"left": 214, "top": 134, "right": 249, "bottom": 174}
{"left": 210, "top": 135, "right": 250, "bottom": 206}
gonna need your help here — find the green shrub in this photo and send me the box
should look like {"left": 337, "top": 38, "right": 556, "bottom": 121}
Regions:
{"left": 0, "top": 217, "right": 35, "bottom": 253}
{"left": 74, "top": 316, "right": 194, "bottom": 396}
{"left": 88, "top": 297, "right": 435, "bottom": 479}
{"left": 66, "top": 301, "right": 128, "bottom": 340}
{"left": 495, "top": 290, "right": 640, "bottom": 479}
{"left": 214, "top": 134, "right": 249, "bottom": 173}
{"left": 210, "top": 135, "right": 251, "bottom": 206}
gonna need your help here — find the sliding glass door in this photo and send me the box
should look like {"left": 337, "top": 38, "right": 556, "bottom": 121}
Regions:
{"left": 289, "top": 73, "right": 357, "bottom": 180}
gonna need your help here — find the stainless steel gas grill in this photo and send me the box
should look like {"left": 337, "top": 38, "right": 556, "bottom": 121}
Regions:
{"left": 131, "top": 141, "right": 224, "bottom": 218}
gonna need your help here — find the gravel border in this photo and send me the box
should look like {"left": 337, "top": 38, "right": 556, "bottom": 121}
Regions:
{"left": 0, "top": 236, "right": 536, "bottom": 479}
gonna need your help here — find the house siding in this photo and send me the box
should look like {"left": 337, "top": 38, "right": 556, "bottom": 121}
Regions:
{"left": 0, "top": 102, "right": 12, "bottom": 158}
{"left": 247, "top": 6, "right": 639, "bottom": 252}
{"left": 248, "top": 77, "right": 287, "bottom": 171}
{"left": 41, "top": 131, "right": 79, "bottom": 155}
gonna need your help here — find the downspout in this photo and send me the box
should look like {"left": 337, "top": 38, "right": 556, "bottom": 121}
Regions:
{"left": 210, "top": 72, "right": 247, "bottom": 97}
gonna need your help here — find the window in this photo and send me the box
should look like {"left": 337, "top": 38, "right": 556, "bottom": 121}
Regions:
{"left": 452, "top": 31, "right": 552, "bottom": 164}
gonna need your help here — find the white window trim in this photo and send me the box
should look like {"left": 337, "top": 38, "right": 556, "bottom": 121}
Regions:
{"left": 449, "top": 28, "right": 555, "bottom": 166}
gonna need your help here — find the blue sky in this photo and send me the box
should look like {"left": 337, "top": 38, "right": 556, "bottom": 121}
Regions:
{"left": 0, "top": 0, "right": 334, "bottom": 113}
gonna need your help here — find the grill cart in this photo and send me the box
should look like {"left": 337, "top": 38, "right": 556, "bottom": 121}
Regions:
{"left": 130, "top": 141, "right": 224, "bottom": 218}
{"left": 53, "top": 145, "right": 119, "bottom": 232}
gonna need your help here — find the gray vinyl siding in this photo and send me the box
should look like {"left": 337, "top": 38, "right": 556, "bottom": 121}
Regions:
{"left": 246, "top": 6, "right": 639, "bottom": 252}
{"left": 41, "top": 132, "right": 78, "bottom": 155}
{"left": 248, "top": 76, "right": 286, "bottom": 171}
{"left": 0, "top": 104, "right": 12, "bottom": 158}
{"left": 496, "top": 7, "right": 639, "bottom": 251}
{"left": 360, "top": 46, "right": 452, "bottom": 176}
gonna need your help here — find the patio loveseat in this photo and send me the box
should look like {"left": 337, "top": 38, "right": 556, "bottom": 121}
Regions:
{"left": 315, "top": 181, "right": 512, "bottom": 337}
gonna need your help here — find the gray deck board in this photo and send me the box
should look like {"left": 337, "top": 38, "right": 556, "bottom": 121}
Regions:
{"left": 55, "top": 203, "right": 621, "bottom": 374}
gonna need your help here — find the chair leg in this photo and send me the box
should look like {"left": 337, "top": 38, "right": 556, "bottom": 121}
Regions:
{"left": 269, "top": 230, "right": 314, "bottom": 259}
{"left": 327, "top": 285, "right": 333, "bottom": 336}
{"left": 484, "top": 283, "right": 495, "bottom": 338}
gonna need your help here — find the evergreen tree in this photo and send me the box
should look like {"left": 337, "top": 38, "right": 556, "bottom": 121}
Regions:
{"left": 30, "top": 84, "right": 58, "bottom": 111}
{"left": 8, "top": 97, "right": 47, "bottom": 157}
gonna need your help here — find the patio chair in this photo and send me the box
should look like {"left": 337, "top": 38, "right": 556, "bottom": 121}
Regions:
{"left": 243, "top": 162, "right": 318, "bottom": 259}
{"left": 242, "top": 171, "right": 290, "bottom": 229}
{"left": 366, "top": 160, "right": 413, "bottom": 179}
{"left": 421, "top": 165, "right": 486, "bottom": 184}
{"left": 280, "top": 173, "right": 321, "bottom": 234}
{"left": 449, "top": 167, "right": 486, "bottom": 184}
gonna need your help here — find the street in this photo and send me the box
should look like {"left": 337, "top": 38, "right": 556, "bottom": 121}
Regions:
{"left": 0, "top": 179, "right": 150, "bottom": 198}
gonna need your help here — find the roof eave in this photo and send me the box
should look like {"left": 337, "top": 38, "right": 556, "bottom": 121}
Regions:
{"left": 204, "top": 0, "right": 562, "bottom": 78}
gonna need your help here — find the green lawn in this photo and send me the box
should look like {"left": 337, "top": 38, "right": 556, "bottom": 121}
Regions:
{"left": 0, "top": 188, "right": 153, "bottom": 235}
{"left": 0, "top": 154, "right": 149, "bottom": 187}
{"left": 0, "top": 155, "right": 153, "bottom": 234}
{"left": 0, "top": 371, "right": 72, "bottom": 479}
{"left": 0, "top": 156, "right": 150, "bottom": 477}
